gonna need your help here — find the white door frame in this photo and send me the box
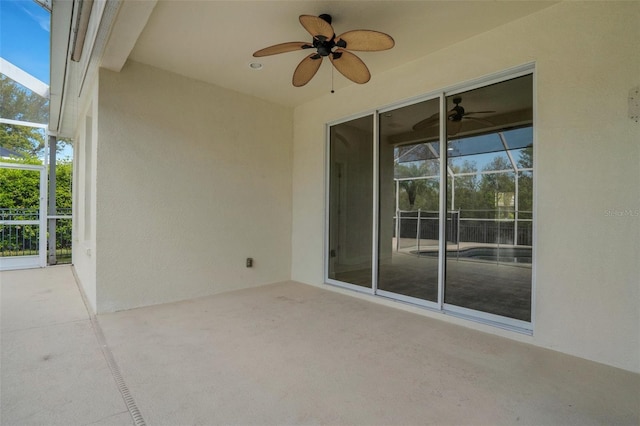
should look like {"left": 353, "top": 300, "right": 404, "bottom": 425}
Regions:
{"left": 0, "top": 162, "right": 47, "bottom": 270}
{"left": 324, "top": 64, "right": 536, "bottom": 333}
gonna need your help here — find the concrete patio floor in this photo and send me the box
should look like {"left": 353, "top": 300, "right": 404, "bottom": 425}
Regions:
{"left": 1, "top": 266, "right": 639, "bottom": 425}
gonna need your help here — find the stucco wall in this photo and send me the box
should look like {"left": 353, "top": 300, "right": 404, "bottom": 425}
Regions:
{"left": 72, "top": 81, "right": 98, "bottom": 312}
{"left": 291, "top": 2, "right": 640, "bottom": 372}
{"left": 96, "top": 61, "right": 293, "bottom": 312}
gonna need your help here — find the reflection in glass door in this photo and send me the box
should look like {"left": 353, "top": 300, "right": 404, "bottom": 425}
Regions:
{"left": 444, "top": 74, "right": 533, "bottom": 323}
{"left": 326, "top": 69, "right": 534, "bottom": 329}
{"left": 378, "top": 98, "right": 440, "bottom": 303}
{"left": 327, "top": 115, "right": 374, "bottom": 289}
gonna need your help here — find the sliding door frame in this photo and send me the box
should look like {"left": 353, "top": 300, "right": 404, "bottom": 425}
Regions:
{"left": 440, "top": 64, "right": 536, "bottom": 333}
{"left": 324, "top": 110, "right": 377, "bottom": 296}
{"left": 324, "top": 63, "right": 536, "bottom": 334}
{"left": 375, "top": 92, "right": 443, "bottom": 311}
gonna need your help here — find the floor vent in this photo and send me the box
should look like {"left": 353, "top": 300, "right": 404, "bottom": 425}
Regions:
{"left": 72, "top": 268, "right": 146, "bottom": 426}
{"left": 91, "top": 315, "right": 147, "bottom": 426}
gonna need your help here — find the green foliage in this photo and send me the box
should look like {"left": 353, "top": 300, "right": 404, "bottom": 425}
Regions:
{"left": 470, "top": 157, "right": 513, "bottom": 218}
{"left": 397, "top": 153, "right": 533, "bottom": 219}
{"left": 396, "top": 161, "right": 439, "bottom": 210}
{"left": 0, "top": 158, "right": 73, "bottom": 210}
{"left": 518, "top": 146, "right": 533, "bottom": 169}
{"left": 0, "top": 158, "right": 42, "bottom": 210}
{"left": 0, "top": 74, "right": 51, "bottom": 158}
{"left": 0, "top": 124, "right": 45, "bottom": 158}
{"left": 1, "top": 158, "right": 73, "bottom": 252}
{"left": 0, "top": 74, "right": 49, "bottom": 123}
{"left": 396, "top": 163, "right": 424, "bottom": 209}
{"left": 54, "top": 161, "right": 73, "bottom": 209}
{"left": 1, "top": 75, "right": 74, "bottom": 256}
{"left": 518, "top": 171, "right": 533, "bottom": 215}
{"left": 53, "top": 161, "right": 73, "bottom": 250}
{"left": 447, "top": 160, "right": 481, "bottom": 211}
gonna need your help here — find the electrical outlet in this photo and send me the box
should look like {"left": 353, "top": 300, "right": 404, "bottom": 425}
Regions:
{"left": 246, "top": 258, "right": 253, "bottom": 268}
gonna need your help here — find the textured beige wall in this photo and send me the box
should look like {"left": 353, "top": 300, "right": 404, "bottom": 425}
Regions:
{"left": 72, "top": 81, "right": 99, "bottom": 313}
{"left": 96, "top": 61, "right": 293, "bottom": 313}
{"left": 291, "top": 2, "right": 640, "bottom": 372}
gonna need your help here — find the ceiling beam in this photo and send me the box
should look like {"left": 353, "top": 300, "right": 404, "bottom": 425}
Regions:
{"left": 101, "top": 0, "right": 157, "bottom": 72}
{"left": 0, "top": 58, "right": 49, "bottom": 99}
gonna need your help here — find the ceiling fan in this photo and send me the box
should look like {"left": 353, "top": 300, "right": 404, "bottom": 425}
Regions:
{"left": 412, "top": 97, "right": 495, "bottom": 135}
{"left": 253, "top": 14, "right": 394, "bottom": 87}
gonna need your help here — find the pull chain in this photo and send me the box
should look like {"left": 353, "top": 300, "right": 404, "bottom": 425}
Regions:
{"left": 331, "top": 66, "right": 335, "bottom": 94}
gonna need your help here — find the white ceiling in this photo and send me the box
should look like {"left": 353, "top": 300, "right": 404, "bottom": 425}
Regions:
{"left": 127, "top": 1, "right": 556, "bottom": 108}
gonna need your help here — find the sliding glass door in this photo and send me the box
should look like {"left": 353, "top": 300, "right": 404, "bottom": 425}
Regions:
{"left": 378, "top": 98, "right": 441, "bottom": 303}
{"left": 444, "top": 75, "right": 533, "bottom": 323}
{"left": 326, "top": 70, "right": 534, "bottom": 329}
{"left": 327, "top": 115, "right": 374, "bottom": 288}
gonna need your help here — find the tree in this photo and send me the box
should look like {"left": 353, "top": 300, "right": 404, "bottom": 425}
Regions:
{"left": 518, "top": 145, "right": 533, "bottom": 169}
{"left": 0, "top": 157, "right": 73, "bottom": 253}
{"left": 1, "top": 75, "right": 73, "bottom": 158}
{"left": 478, "top": 156, "right": 516, "bottom": 218}
{"left": 447, "top": 159, "right": 479, "bottom": 211}
{"left": 0, "top": 124, "right": 46, "bottom": 158}
{"left": 0, "top": 157, "right": 42, "bottom": 210}
{"left": 0, "top": 74, "right": 48, "bottom": 158}
{"left": 0, "top": 75, "right": 49, "bottom": 123}
{"left": 1, "top": 75, "right": 74, "bottom": 256}
{"left": 517, "top": 146, "right": 533, "bottom": 215}
{"left": 395, "top": 160, "right": 439, "bottom": 210}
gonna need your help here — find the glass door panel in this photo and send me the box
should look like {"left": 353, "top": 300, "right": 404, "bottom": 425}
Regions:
{"left": 378, "top": 98, "right": 440, "bottom": 302}
{"left": 328, "top": 115, "right": 374, "bottom": 288}
{"left": 444, "top": 74, "right": 533, "bottom": 322}
{"left": 326, "top": 71, "right": 534, "bottom": 328}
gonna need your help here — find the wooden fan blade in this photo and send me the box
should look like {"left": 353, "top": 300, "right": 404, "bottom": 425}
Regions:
{"left": 464, "top": 116, "right": 494, "bottom": 126}
{"left": 412, "top": 113, "right": 440, "bottom": 131}
{"left": 465, "top": 110, "right": 496, "bottom": 115}
{"left": 330, "top": 49, "right": 370, "bottom": 84}
{"left": 447, "top": 120, "right": 462, "bottom": 136}
{"left": 299, "top": 15, "right": 334, "bottom": 40}
{"left": 253, "top": 42, "right": 312, "bottom": 57}
{"left": 335, "top": 30, "right": 395, "bottom": 51}
{"left": 293, "top": 54, "right": 323, "bottom": 87}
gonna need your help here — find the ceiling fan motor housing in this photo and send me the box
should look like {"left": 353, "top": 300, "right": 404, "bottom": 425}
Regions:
{"left": 318, "top": 14, "right": 332, "bottom": 24}
{"left": 450, "top": 97, "right": 465, "bottom": 121}
{"left": 450, "top": 106, "right": 465, "bottom": 121}
{"left": 314, "top": 38, "right": 334, "bottom": 56}
{"left": 313, "top": 14, "right": 341, "bottom": 57}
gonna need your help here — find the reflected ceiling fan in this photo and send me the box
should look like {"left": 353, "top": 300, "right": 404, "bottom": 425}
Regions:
{"left": 253, "top": 14, "right": 394, "bottom": 87}
{"left": 412, "top": 97, "right": 495, "bottom": 135}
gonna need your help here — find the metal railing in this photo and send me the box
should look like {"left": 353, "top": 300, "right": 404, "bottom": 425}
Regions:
{"left": 394, "top": 209, "right": 532, "bottom": 249}
{"left": 0, "top": 208, "right": 72, "bottom": 263}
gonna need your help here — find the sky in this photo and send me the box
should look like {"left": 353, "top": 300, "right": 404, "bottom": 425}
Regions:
{"left": 1, "top": 0, "right": 50, "bottom": 84}
{"left": 1, "top": 1, "right": 73, "bottom": 160}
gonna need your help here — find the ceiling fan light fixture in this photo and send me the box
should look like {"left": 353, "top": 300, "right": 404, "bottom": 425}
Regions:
{"left": 249, "top": 62, "right": 264, "bottom": 70}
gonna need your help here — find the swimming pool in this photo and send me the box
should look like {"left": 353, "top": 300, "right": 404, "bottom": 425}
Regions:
{"left": 416, "top": 247, "right": 532, "bottom": 264}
